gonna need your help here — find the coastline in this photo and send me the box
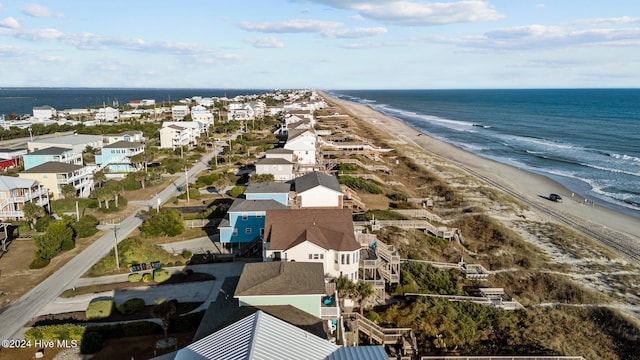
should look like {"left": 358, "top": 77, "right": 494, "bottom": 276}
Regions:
{"left": 320, "top": 92, "right": 640, "bottom": 263}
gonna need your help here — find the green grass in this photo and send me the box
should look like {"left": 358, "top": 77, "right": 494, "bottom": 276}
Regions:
{"left": 86, "top": 299, "right": 114, "bottom": 320}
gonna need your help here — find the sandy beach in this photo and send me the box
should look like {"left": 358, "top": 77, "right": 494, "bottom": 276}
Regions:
{"left": 321, "top": 92, "right": 640, "bottom": 263}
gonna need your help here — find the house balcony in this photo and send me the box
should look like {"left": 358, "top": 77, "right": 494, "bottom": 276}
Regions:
{"left": 320, "top": 291, "right": 340, "bottom": 319}
{"left": 52, "top": 153, "right": 83, "bottom": 165}
{"left": 57, "top": 168, "right": 93, "bottom": 185}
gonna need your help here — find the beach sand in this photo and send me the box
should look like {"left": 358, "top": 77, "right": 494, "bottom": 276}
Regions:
{"left": 320, "top": 92, "right": 640, "bottom": 263}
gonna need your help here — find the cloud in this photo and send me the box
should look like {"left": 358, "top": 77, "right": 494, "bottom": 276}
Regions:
{"left": 308, "top": 0, "right": 503, "bottom": 25}
{"left": 326, "top": 26, "right": 387, "bottom": 38}
{"left": 572, "top": 16, "right": 640, "bottom": 26}
{"left": 535, "top": 3, "right": 545, "bottom": 8}
{"left": 16, "top": 28, "right": 64, "bottom": 41}
{"left": 0, "top": 16, "right": 19, "bottom": 29}
{"left": 239, "top": 19, "right": 342, "bottom": 33}
{"left": 23, "top": 3, "right": 61, "bottom": 17}
{"left": 245, "top": 36, "right": 285, "bottom": 48}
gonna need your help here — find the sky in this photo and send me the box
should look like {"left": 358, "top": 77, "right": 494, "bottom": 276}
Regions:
{"left": 1, "top": 1, "right": 639, "bottom": 89}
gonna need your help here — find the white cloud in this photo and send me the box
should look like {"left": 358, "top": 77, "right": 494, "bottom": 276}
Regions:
{"left": 0, "top": 16, "right": 19, "bottom": 29}
{"left": 239, "top": 19, "right": 342, "bottom": 33}
{"left": 23, "top": 3, "right": 61, "bottom": 17}
{"left": 535, "top": 3, "right": 545, "bottom": 8}
{"left": 325, "top": 26, "right": 387, "bottom": 38}
{"left": 16, "top": 28, "right": 64, "bottom": 41}
{"left": 245, "top": 36, "right": 285, "bottom": 48}
{"left": 309, "top": 0, "right": 503, "bottom": 25}
{"left": 572, "top": 16, "right": 640, "bottom": 26}
{"left": 431, "top": 24, "right": 640, "bottom": 50}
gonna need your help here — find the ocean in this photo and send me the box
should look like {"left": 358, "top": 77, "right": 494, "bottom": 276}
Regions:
{"left": 327, "top": 89, "right": 640, "bottom": 218}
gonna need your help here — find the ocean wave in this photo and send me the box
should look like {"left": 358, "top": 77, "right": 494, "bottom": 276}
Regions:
{"left": 609, "top": 153, "right": 640, "bottom": 164}
{"left": 580, "top": 163, "right": 640, "bottom": 177}
{"left": 517, "top": 136, "right": 579, "bottom": 150}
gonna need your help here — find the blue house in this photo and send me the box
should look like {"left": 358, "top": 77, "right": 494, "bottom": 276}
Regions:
{"left": 244, "top": 182, "right": 291, "bottom": 206}
{"left": 95, "top": 141, "right": 144, "bottom": 173}
{"left": 218, "top": 198, "right": 288, "bottom": 244}
{"left": 23, "top": 147, "right": 83, "bottom": 170}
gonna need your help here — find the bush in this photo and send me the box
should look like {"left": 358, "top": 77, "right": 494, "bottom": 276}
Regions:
{"left": 117, "top": 298, "right": 146, "bottom": 315}
{"left": 182, "top": 250, "right": 192, "bottom": 259}
{"left": 142, "top": 273, "right": 153, "bottom": 283}
{"left": 29, "top": 257, "right": 50, "bottom": 269}
{"left": 25, "top": 324, "right": 85, "bottom": 343}
{"left": 86, "top": 299, "right": 114, "bottom": 320}
{"left": 128, "top": 273, "right": 142, "bottom": 282}
{"left": 80, "top": 332, "right": 103, "bottom": 354}
{"left": 229, "top": 185, "right": 246, "bottom": 198}
{"left": 338, "top": 175, "right": 382, "bottom": 194}
{"left": 34, "top": 216, "right": 52, "bottom": 232}
{"left": 73, "top": 215, "right": 100, "bottom": 239}
{"left": 153, "top": 268, "right": 171, "bottom": 283}
{"left": 61, "top": 237, "right": 75, "bottom": 251}
{"left": 175, "top": 260, "right": 183, "bottom": 266}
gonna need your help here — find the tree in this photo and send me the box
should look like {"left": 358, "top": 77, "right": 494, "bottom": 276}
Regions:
{"left": 151, "top": 299, "right": 177, "bottom": 341}
{"left": 134, "top": 170, "right": 147, "bottom": 189}
{"left": 47, "top": 220, "right": 75, "bottom": 251}
{"left": 61, "top": 184, "right": 77, "bottom": 199}
{"left": 335, "top": 276, "right": 355, "bottom": 308}
{"left": 249, "top": 174, "right": 274, "bottom": 183}
{"left": 107, "top": 182, "right": 125, "bottom": 208}
{"left": 23, "top": 202, "right": 45, "bottom": 229}
{"left": 93, "top": 170, "right": 106, "bottom": 188}
{"left": 354, "top": 282, "right": 374, "bottom": 315}
{"left": 140, "top": 208, "right": 184, "bottom": 237}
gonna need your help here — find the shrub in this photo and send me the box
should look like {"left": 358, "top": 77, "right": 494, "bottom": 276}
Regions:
{"left": 128, "top": 273, "right": 142, "bottom": 282}
{"left": 80, "top": 332, "right": 103, "bottom": 354}
{"left": 182, "top": 249, "right": 192, "bottom": 259}
{"left": 61, "top": 238, "right": 75, "bottom": 251}
{"left": 25, "top": 324, "right": 85, "bottom": 343}
{"left": 29, "top": 257, "right": 50, "bottom": 269}
{"left": 86, "top": 299, "right": 114, "bottom": 320}
{"left": 175, "top": 260, "right": 183, "bottom": 266}
{"left": 153, "top": 268, "right": 171, "bottom": 283}
{"left": 73, "top": 214, "right": 100, "bottom": 238}
{"left": 117, "top": 298, "right": 146, "bottom": 315}
{"left": 338, "top": 175, "right": 382, "bottom": 194}
{"left": 229, "top": 185, "right": 246, "bottom": 198}
{"left": 142, "top": 273, "right": 153, "bottom": 282}
{"left": 34, "top": 216, "right": 52, "bottom": 232}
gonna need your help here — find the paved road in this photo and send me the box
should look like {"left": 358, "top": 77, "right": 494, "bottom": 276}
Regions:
{"left": 0, "top": 143, "right": 224, "bottom": 340}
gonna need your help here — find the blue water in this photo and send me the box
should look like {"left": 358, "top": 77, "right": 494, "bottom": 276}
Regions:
{"left": 327, "top": 89, "right": 640, "bottom": 218}
{"left": 0, "top": 88, "right": 270, "bottom": 116}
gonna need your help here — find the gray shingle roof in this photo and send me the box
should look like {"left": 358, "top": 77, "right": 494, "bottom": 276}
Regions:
{"left": 103, "top": 141, "right": 143, "bottom": 149}
{"left": 266, "top": 148, "right": 293, "bottom": 154}
{"left": 256, "top": 158, "right": 293, "bottom": 165}
{"left": 0, "top": 176, "right": 37, "bottom": 191}
{"left": 235, "top": 262, "right": 325, "bottom": 296}
{"left": 294, "top": 171, "right": 342, "bottom": 194}
{"left": 228, "top": 199, "right": 288, "bottom": 213}
{"left": 20, "top": 161, "right": 83, "bottom": 174}
{"left": 245, "top": 182, "right": 291, "bottom": 194}
{"left": 29, "top": 134, "right": 102, "bottom": 146}
{"left": 26, "top": 147, "right": 70, "bottom": 155}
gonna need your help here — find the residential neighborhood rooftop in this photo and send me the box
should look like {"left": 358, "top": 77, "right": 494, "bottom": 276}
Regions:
{"left": 235, "top": 262, "right": 325, "bottom": 296}
{"left": 102, "top": 140, "right": 144, "bottom": 148}
{"left": 245, "top": 182, "right": 291, "bottom": 194}
{"left": 26, "top": 146, "right": 70, "bottom": 155}
{"left": 20, "top": 161, "right": 83, "bottom": 174}
{"left": 227, "top": 198, "right": 288, "bottom": 213}
{"left": 294, "top": 171, "right": 343, "bottom": 194}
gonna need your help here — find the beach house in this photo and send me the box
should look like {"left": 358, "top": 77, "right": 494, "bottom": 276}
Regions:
{"left": 171, "top": 105, "right": 190, "bottom": 120}
{"left": 22, "top": 147, "right": 83, "bottom": 171}
{"left": 102, "top": 130, "right": 144, "bottom": 145}
{"left": 244, "top": 182, "right": 291, "bottom": 206}
{"left": 262, "top": 208, "right": 361, "bottom": 280}
{"left": 0, "top": 176, "right": 49, "bottom": 221}
{"left": 283, "top": 128, "right": 317, "bottom": 173}
{"left": 95, "top": 141, "right": 145, "bottom": 173}
{"left": 27, "top": 134, "right": 103, "bottom": 154}
{"left": 159, "top": 121, "right": 203, "bottom": 149}
{"left": 218, "top": 198, "right": 288, "bottom": 245}
{"left": 19, "top": 162, "right": 93, "bottom": 199}
{"left": 293, "top": 171, "right": 344, "bottom": 208}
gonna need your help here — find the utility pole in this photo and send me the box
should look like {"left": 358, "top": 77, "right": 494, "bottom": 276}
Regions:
{"left": 185, "top": 167, "right": 190, "bottom": 203}
{"left": 112, "top": 223, "right": 120, "bottom": 271}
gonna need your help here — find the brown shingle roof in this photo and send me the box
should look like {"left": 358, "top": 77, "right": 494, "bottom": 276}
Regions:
{"left": 235, "top": 262, "right": 325, "bottom": 296}
{"left": 264, "top": 209, "right": 359, "bottom": 252}
{"left": 21, "top": 161, "right": 82, "bottom": 174}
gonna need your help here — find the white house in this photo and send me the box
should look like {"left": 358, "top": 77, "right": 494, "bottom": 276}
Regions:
{"left": 294, "top": 171, "right": 343, "bottom": 208}
{"left": 284, "top": 129, "right": 317, "bottom": 172}
{"left": 171, "top": 105, "right": 190, "bottom": 120}
{"left": 263, "top": 208, "right": 360, "bottom": 280}
{"left": 33, "top": 105, "right": 56, "bottom": 120}
{"left": 94, "top": 107, "right": 120, "bottom": 122}
{"left": 27, "top": 134, "right": 103, "bottom": 154}
{"left": 190, "top": 105, "right": 215, "bottom": 127}
{"left": 159, "top": 125, "right": 190, "bottom": 149}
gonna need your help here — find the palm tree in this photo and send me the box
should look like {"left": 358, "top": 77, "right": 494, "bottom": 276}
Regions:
{"left": 151, "top": 299, "right": 177, "bottom": 341}
{"left": 134, "top": 170, "right": 147, "bottom": 189}
{"left": 354, "top": 282, "right": 374, "bottom": 315}
{"left": 108, "top": 183, "right": 125, "bottom": 208}
{"left": 93, "top": 170, "right": 106, "bottom": 188}
{"left": 61, "top": 184, "right": 76, "bottom": 199}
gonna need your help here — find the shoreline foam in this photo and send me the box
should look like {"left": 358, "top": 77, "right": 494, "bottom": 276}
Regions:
{"left": 320, "top": 91, "right": 640, "bottom": 263}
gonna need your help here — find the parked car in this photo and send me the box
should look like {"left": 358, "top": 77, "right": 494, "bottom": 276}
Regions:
{"left": 549, "top": 193, "right": 563, "bottom": 202}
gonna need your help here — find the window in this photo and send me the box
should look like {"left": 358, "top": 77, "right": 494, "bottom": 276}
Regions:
{"left": 232, "top": 229, "right": 238, "bottom": 236}
{"left": 256, "top": 213, "right": 262, "bottom": 218}
{"left": 309, "top": 254, "right": 313, "bottom": 260}
{"left": 341, "top": 254, "right": 345, "bottom": 265}
{"left": 242, "top": 213, "right": 248, "bottom": 220}
{"left": 320, "top": 254, "right": 324, "bottom": 260}
{"left": 245, "top": 228, "right": 252, "bottom": 235}
{"left": 260, "top": 228, "right": 264, "bottom": 236}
